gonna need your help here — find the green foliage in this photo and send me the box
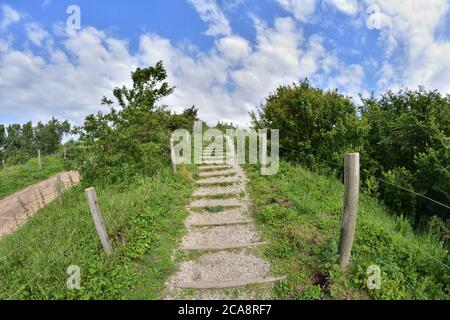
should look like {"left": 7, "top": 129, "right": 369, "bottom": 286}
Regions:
{"left": 361, "top": 88, "right": 450, "bottom": 224}
{"left": 251, "top": 80, "right": 366, "bottom": 172}
{"left": 381, "top": 167, "right": 416, "bottom": 217}
{"left": 0, "top": 155, "right": 67, "bottom": 200}
{"left": 74, "top": 62, "right": 198, "bottom": 184}
{"left": 0, "top": 119, "right": 70, "bottom": 165}
{"left": 245, "top": 162, "right": 449, "bottom": 300}
{"left": 252, "top": 83, "right": 450, "bottom": 228}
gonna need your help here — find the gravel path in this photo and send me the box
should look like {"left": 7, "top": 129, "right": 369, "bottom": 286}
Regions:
{"left": 165, "top": 138, "right": 284, "bottom": 299}
{"left": 0, "top": 171, "right": 80, "bottom": 238}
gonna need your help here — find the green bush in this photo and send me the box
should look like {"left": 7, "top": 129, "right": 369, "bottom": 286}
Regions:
{"left": 251, "top": 83, "right": 450, "bottom": 230}
{"left": 73, "top": 62, "right": 198, "bottom": 185}
{"left": 251, "top": 80, "right": 366, "bottom": 173}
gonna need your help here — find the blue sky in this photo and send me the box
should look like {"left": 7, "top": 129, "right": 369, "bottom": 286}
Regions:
{"left": 0, "top": 0, "right": 449, "bottom": 127}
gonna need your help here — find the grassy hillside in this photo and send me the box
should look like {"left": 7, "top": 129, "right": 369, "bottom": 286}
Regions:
{"left": 0, "top": 165, "right": 194, "bottom": 300}
{"left": 0, "top": 155, "right": 67, "bottom": 200}
{"left": 245, "top": 162, "right": 449, "bottom": 300}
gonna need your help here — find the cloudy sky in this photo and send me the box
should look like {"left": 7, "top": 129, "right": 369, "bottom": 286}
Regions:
{"left": 0, "top": 0, "right": 449, "bottom": 127}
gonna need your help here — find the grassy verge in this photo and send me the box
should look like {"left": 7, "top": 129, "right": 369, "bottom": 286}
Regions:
{"left": 245, "top": 162, "right": 449, "bottom": 300}
{"left": 0, "top": 165, "right": 194, "bottom": 300}
{"left": 0, "top": 156, "right": 67, "bottom": 200}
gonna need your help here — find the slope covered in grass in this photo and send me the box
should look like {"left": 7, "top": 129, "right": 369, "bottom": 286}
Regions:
{"left": 245, "top": 162, "right": 449, "bottom": 300}
{"left": 0, "top": 155, "right": 67, "bottom": 200}
{"left": 0, "top": 165, "right": 194, "bottom": 300}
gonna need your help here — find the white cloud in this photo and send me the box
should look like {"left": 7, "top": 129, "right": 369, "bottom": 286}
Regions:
{"left": 216, "top": 36, "right": 251, "bottom": 62}
{"left": 0, "top": 4, "right": 21, "bottom": 32}
{"left": 276, "top": 0, "right": 450, "bottom": 95}
{"left": 276, "top": 0, "right": 318, "bottom": 23}
{"left": 0, "top": 27, "right": 137, "bottom": 123}
{"left": 327, "top": 63, "right": 366, "bottom": 99}
{"left": 25, "top": 23, "right": 50, "bottom": 46}
{"left": 188, "top": 0, "right": 232, "bottom": 36}
{"left": 0, "top": 0, "right": 365, "bottom": 128}
{"left": 138, "top": 16, "right": 337, "bottom": 125}
{"left": 7, "top": 1, "right": 450, "bottom": 129}
{"left": 276, "top": 0, "right": 359, "bottom": 21}
{"left": 1, "top": 10, "right": 342, "bottom": 127}
{"left": 326, "top": 0, "right": 359, "bottom": 16}
{"left": 365, "top": 0, "right": 450, "bottom": 93}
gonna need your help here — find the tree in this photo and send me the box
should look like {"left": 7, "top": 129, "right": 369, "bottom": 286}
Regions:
{"left": 0, "top": 125, "right": 5, "bottom": 161}
{"left": 21, "top": 121, "right": 35, "bottom": 156}
{"left": 34, "top": 118, "right": 70, "bottom": 155}
{"left": 75, "top": 61, "right": 194, "bottom": 184}
{"left": 251, "top": 80, "right": 367, "bottom": 172}
{"left": 0, "top": 119, "right": 70, "bottom": 164}
{"left": 361, "top": 88, "right": 450, "bottom": 223}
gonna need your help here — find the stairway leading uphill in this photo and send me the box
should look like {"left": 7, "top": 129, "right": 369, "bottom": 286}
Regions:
{"left": 165, "top": 141, "right": 285, "bottom": 300}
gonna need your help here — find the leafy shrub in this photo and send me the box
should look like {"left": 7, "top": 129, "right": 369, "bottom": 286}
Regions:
{"left": 252, "top": 83, "right": 450, "bottom": 229}
{"left": 381, "top": 167, "right": 416, "bottom": 218}
{"left": 251, "top": 80, "right": 366, "bottom": 172}
{"left": 73, "top": 62, "right": 198, "bottom": 184}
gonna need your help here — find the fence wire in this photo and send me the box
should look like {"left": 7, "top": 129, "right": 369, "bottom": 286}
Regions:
{"left": 276, "top": 144, "right": 450, "bottom": 272}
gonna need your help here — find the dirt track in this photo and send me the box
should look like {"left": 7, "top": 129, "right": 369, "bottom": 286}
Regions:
{"left": 0, "top": 171, "right": 80, "bottom": 238}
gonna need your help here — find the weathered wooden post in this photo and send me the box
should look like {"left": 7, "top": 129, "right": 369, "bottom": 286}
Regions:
{"left": 64, "top": 147, "right": 67, "bottom": 159}
{"left": 85, "top": 187, "right": 114, "bottom": 256}
{"left": 2, "top": 160, "right": 5, "bottom": 171}
{"left": 37, "top": 150, "right": 42, "bottom": 170}
{"left": 55, "top": 175, "right": 63, "bottom": 203}
{"left": 170, "top": 137, "right": 177, "bottom": 173}
{"left": 338, "top": 153, "right": 360, "bottom": 270}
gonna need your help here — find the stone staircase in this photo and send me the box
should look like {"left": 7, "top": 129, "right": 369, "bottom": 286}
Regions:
{"left": 165, "top": 145, "right": 285, "bottom": 299}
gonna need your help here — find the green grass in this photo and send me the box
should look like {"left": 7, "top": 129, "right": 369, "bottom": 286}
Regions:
{"left": 0, "top": 166, "right": 194, "bottom": 300}
{"left": 0, "top": 156, "right": 67, "bottom": 200}
{"left": 245, "top": 161, "right": 449, "bottom": 300}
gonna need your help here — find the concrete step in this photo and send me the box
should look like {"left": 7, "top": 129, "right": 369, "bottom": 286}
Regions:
{"left": 196, "top": 176, "right": 240, "bottom": 185}
{"left": 186, "top": 209, "right": 253, "bottom": 227}
{"left": 198, "top": 165, "right": 232, "bottom": 171}
{"left": 192, "top": 185, "right": 243, "bottom": 197}
{"left": 180, "top": 224, "right": 263, "bottom": 250}
{"left": 202, "top": 160, "right": 227, "bottom": 165}
{"left": 187, "top": 198, "right": 245, "bottom": 209}
{"left": 167, "top": 250, "right": 285, "bottom": 289}
{"left": 176, "top": 276, "right": 286, "bottom": 289}
{"left": 198, "top": 169, "right": 236, "bottom": 178}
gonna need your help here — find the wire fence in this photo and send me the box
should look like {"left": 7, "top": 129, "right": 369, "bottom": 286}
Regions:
{"left": 276, "top": 144, "right": 449, "bottom": 298}
{"left": 277, "top": 144, "right": 450, "bottom": 211}
{"left": 0, "top": 172, "right": 85, "bottom": 300}
{"left": 5, "top": 234, "right": 91, "bottom": 300}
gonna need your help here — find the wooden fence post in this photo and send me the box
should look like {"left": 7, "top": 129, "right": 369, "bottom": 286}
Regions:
{"left": 64, "top": 148, "right": 67, "bottom": 159}
{"left": 338, "top": 152, "right": 360, "bottom": 270}
{"left": 2, "top": 160, "right": 5, "bottom": 170}
{"left": 170, "top": 137, "right": 177, "bottom": 173}
{"left": 55, "top": 175, "right": 62, "bottom": 203}
{"left": 85, "top": 187, "right": 114, "bottom": 256}
{"left": 38, "top": 150, "right": 42, "bottom": 170}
